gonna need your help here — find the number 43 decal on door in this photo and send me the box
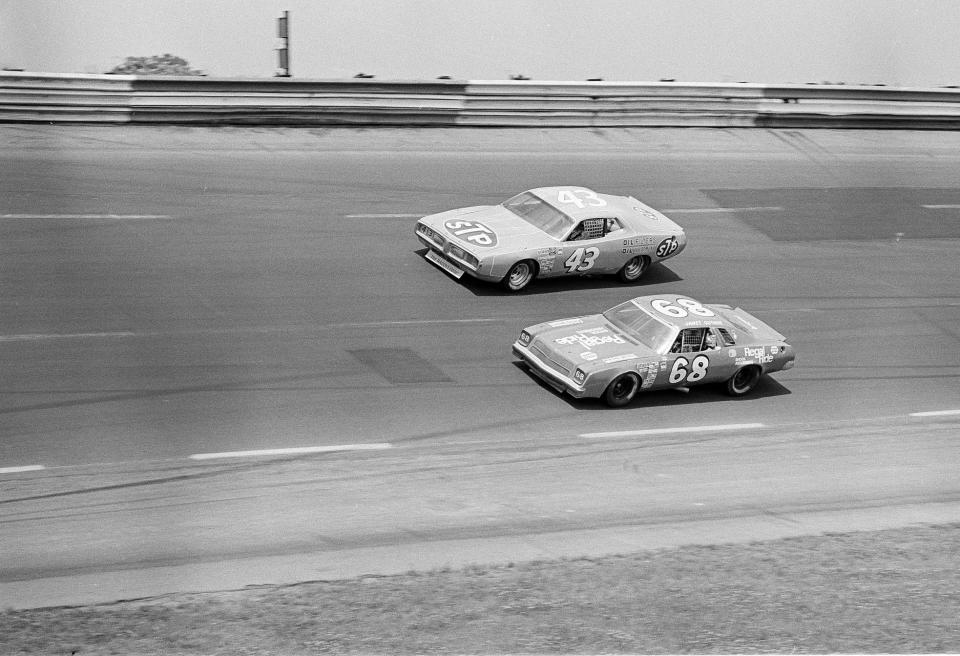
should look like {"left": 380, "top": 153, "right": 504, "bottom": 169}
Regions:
{"left": 564, "top": 247, "right": 599, "bottom": 272}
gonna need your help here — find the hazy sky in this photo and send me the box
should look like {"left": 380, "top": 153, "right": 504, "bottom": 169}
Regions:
{"left": 2, "top": 0, "right": 958, "bottom": 86}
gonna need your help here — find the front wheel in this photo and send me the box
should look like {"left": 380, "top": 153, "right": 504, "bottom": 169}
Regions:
{"left": 617, "top": 255, "right": 650, "bottom": 283}
{"left": 603, "top": 372, "right": 640, "bottom": 407}
{"left": 725, "top": 366, "right": 762, "bottom": 396}
{"left": 501, "top": 260, "right": 536, "bottom": 292}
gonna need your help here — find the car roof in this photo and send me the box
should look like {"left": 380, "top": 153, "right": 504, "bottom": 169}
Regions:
{"left": 528, "top": 186, "right": 633, "bottom": 221}
{"left": 626, "top": 294, "right": 730, "bottom": 330}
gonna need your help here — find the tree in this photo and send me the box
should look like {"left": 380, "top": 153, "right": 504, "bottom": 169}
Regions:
{"left": 106, "top": 53, "right": 204, "bottom": 75}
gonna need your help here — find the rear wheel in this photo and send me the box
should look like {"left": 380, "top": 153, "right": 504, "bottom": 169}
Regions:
{"left": 603, "top": 373, "right": 640, "bottom": 407}
{"left": 617, "top": 255, "right": 650, "bottom": 283}
{"left": 725, "top": 366, "right": 762, "bottom": 396}
{"left": 501, "top": 260, "right": 536, "bottom": 292}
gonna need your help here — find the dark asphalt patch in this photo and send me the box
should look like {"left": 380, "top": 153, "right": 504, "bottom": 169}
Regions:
{"left": 703, "top": 187, "right": 960, "bottom": 241}
{"left": 349, "top": 347, "right": 453, "bottom": 384}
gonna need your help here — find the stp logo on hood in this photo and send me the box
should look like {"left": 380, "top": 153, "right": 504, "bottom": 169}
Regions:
{"left": 444, "top": 219, "right": 498, "bottom": 248}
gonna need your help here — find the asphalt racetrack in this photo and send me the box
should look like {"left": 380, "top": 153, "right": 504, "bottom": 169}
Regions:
{"left": 1, "top": 126, "right": 958, "bottom": 609}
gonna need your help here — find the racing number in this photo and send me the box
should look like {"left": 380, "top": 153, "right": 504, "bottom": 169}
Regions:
{"left": 656, "top": 236, "right": 679, "bottom": 257}
{"left": 446, "top": 220, "right": 494, "bottom": 246}
{"left": 557, "top": 189, "right": 607, "bottom": 208}
{"left": 669, "top": 355, "right": 710, "bottom": 384}
{"left": 564, "top": 247, "right": 599, "bottom": 273}
{"left": 651, "top": 298, "right": 715, "bottom": 318}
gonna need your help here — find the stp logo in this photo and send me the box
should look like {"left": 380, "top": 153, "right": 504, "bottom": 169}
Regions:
{"left": 656, "top": 235, "right": 680, "bottom": 257}
{"left": 444, "top": 219, "right": 498, "bottom": 247}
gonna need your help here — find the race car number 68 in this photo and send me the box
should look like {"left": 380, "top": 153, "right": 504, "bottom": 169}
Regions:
{"left": 651, "top": 298, "right": 715, "bottom": 318}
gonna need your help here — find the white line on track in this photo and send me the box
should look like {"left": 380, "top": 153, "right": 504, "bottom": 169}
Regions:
{"left": 920, "top": 204, "right": 960, "bottom": 209}
{"left": 581, "top": 423, "right": 765, "bottom": 439}
{"left": 910, "top": 409, "right": 960, "bottom": 417}
{"left": 662, "top": 206, "right": 784, "bottom": 213}
{"left": 0, "top": 465, "right": 45, "bottom": 474}
{"left": 345, "top": 213, "right": 423, "bottom": 218}
{"left": 189, "top": 443, "right": 392, "bottom": 460}
{"left": 0, "top": 331, "right": 136, "bottom": 342}
{"left": 0, "top": 214, "right": 172, "bottom": 220}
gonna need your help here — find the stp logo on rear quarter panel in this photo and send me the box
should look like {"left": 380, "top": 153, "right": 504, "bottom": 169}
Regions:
{"left": 444, "top": 219, "right": 498, "bottom": 247}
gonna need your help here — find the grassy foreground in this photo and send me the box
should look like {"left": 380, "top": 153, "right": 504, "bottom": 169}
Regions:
{"left": 2, "top": 524, "right": 959, "bottom": 655}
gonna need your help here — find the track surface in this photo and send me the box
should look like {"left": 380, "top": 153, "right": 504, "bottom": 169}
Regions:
{"left": 1, "top": 126, "right": 958, "bottom": 608}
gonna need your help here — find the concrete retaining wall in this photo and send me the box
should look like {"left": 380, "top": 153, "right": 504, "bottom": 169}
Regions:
{"left": 3, "top": 71, "right": 960, "bottom": 128}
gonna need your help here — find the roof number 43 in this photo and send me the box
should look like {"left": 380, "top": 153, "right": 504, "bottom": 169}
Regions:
{"left": 557, "top": 189, "right": 607, "bottom": 208}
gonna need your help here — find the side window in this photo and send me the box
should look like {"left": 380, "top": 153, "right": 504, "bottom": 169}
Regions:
{"left": 567, "top": 218, "right": 605, "bottom": 241}
{"left": 604, "top": 218, "right": 623, "bottom": 234}
{"left": 671, "top": 328, "right": 706, "bottom": 353}
{"left": 717, "top": 328, "right": 737, "bottom": 347}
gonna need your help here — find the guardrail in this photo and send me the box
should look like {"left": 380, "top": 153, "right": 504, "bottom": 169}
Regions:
{"left": 3, "top": 71, "right": 960, "bottom": 128}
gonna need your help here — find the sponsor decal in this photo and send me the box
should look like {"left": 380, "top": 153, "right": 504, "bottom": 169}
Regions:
{"left": 604, "top": 354, "right": 638, "bottom": 364}
{"left": 656, "top": 236, "right": 680, "bottom": 258}
{"left": 640, "top": 360, "right": 660, "bottom": 388}
{"left": 728, "top": 348, "right": 737, "bottom": 358}
{"left": 623, "top": 236, "right": 656, "bottom": 247}
{"left": 443, "top": 219, "right": 498, "bottom": 247}
{"left": 740, "top": 346, "right": 773, "bottom": 364}
{"left": 581, "top": 351, "right": 598, "bottom": 361}
{"left": 555, "top": 327, "right": 627, "bottom": 350}
{"left": 771, "top": 345, "right": 780, "bottom": 354}
{"left": 548, "top": 318, "right": 583, "bottom": 327}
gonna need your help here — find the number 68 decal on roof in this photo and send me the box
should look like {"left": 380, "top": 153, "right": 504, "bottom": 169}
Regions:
{"left": 415, "top": 186, "right": 687, "bottom": 292}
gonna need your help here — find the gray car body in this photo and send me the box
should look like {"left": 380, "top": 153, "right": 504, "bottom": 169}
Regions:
{"left": 415, "top": 186, "right": 686, "bottom": 287}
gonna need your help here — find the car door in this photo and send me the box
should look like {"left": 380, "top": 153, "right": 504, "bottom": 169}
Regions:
{"left": 558, "top": 218, "right": 624, "bottom": 276}
{"left": 658, "top": 327, "right": 735, "bottom": 388}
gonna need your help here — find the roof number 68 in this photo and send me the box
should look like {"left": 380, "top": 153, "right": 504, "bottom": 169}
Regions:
{"left": 651, "top": 298, "right": 715, "bottom": 318}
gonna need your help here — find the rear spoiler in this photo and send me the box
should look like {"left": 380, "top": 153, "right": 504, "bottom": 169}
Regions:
{"left": 710, "top": 305, "right": 787, "bottom": 342}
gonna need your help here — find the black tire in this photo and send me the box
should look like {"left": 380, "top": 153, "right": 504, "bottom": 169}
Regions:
{"left": 725, "top": 366, "right": 762, "bottom": 396}
{"left": 501, "top": 260, "right": 537, "bottom": 292}
{"left": 617, "top": 255, "right": 650, "bottom": 283}
{"left": 603, "top": 372, "right": 640, "bottom": 407}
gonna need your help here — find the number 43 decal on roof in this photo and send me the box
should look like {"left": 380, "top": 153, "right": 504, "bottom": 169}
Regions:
{"left": 557, "top": 189, "right": 607, "bottom": 208}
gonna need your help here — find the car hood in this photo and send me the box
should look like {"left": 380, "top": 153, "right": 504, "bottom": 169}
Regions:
{"left": 526, "top": 314, "right": 658, "bottom": 374}
{"left": 420, "top": 205, "right": 551, "bottom": 253}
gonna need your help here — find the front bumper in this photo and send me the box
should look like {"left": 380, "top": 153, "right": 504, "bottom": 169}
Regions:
{"left": 416, "top": 233, "right": 500, "bottom": 283}
{"left": 512, "top": 343, "right": 589, "bottom": 398}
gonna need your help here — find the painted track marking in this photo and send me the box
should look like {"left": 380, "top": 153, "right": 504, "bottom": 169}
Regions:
{"left": 921, "top": 204, "right": 960, "bottom": 209}
{"left": 0, "top": 465, "right": 45, "bottom": 474}
{"left": 189, "top": 443, "right": 392, "bottom": 460}
{"left": 345, "top": 213, "right": 423, "bottom": 218}
{"left": 581, "top": 423, "right": 765, "bottom": 439}
{"left": 0, "top": 214, "right": 172, "bottom": 220}
{"left": 910, "top": 409, "right": 960, "bottom": 417}
{"left": 662, "top": 206, "right": 783, "bottom": 214}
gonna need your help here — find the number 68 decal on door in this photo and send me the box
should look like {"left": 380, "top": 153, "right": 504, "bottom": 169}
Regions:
{"left": 669, "top": 355, "right": 709, "bottom": 384}
{"left": 564, "top": 247, "right": 599, "bottom": 273}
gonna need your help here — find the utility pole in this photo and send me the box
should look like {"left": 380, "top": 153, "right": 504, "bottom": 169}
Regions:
{"left": 275, "top": 11, "right": 290, "bottom": 77}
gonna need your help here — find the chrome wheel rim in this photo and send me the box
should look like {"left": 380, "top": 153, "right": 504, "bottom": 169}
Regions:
{"left": 623, "top": 257, "right": 646, "bottom": 280}
{"left": 509, "top": 263, "right": 531, "bottom": 288}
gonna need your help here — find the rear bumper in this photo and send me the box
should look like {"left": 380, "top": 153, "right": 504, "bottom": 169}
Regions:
{"left": 512, "top": 343, "right": 589, "bottom": 398}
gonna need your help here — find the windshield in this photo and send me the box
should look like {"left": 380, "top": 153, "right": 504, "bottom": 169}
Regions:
{"left": 603, "top": 302, "right": 676, "bottom": 352}
{"left": 502, "top": 192, "right": 574, "bottom": 239}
